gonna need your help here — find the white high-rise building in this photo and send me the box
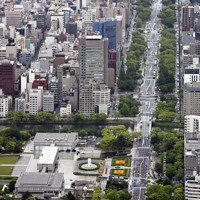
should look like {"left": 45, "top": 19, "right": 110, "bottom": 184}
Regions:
{"left": 0, "top": 89, "right": 12, "bottom": 118}
{"left": 93, "top": 84, "right": 110, "bottom": 114}
{"left": 21, "top": 73, "right": 28, "bottom": 94}
{"left": 43, "top": 91, "right": 54, "bottom": 113}
{"left": 185, "top": 174, "right": 200, "bottom": 200}
{"left": 29, "top": 89, "right": 42, "bottom": 114}
{"left": 184, "top": 115, "right": 200, "bottom": 133}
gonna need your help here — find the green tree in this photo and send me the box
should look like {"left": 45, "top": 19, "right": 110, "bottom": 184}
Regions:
{"left": 92, "top": 186, "right": 102, "bottom": 200}
{"left": 22, "top": 192, "right": 33, "bottom": 200}
{"left": 155, "top": 163, "right": 163, "bottom": 175}
{"left": 8, "top": 180, "right": 16, "bottom": 192}
{"left": 120, "top": 103, "right": 130, "bottom": 115}
{"left": 6, "top": 140, "right": 16, "bottom": 152}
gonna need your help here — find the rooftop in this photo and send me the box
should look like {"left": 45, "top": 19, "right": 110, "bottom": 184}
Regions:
{"left": 38, "top": 146, "right": 58, "bottom": 165}
{"left": 34, "top": 132, "right": 78, "bottom": 144}
{"left": 16, "top": 172, "right": 64, "bottom": 188}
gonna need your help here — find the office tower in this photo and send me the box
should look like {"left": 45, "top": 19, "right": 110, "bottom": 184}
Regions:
{"left": 79, "top": 81, "right": 110, "bottom": 115}
{"left": 5, "top": 11, "right": 22, "bottom": 28}
{"left": 0, "top": 60, "right": 15, "bottom": 96}
{"left": 79, "top": 81, "right": 95, "bottom": 115}
{"left": 43, "top": 91, "right": 54, "bottom": 113}
{"left": 93, "top": 18, "right": 118, "bottom": 49}
{"left": 29, "top": 89, "right": 42, "bottom": 114}
{"left": 79, "top": 34, "right": 108, "bottom": 84}
{"left": 183, "top": 82, "right": 200, "bottom": 115}
{"left": 182, "top": 5, "right": 194, "bottom": 31}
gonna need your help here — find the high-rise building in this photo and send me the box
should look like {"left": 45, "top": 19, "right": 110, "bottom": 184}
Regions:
{"left": 29, "top": 89, "right": 42, "bottom": 114}
{"left": 79, "top": 34, "right": 108, "bottom": 84}
{"left": 0, "top": 60, "right": 15, "bottom": 96}
{"left": 0, "top": 90, "right": 12, "bottom": 118}
{"left": 21, "top": 73, "right": 28, "bottom": 94}
{"left": 79, "top": 81, "right": 110, "bottom": 115}
{"left": 66, "top": 20, "right": 77, "bottom": 38}
{"left": 182, "top": 5, "right": 194, "bottom": 31}
{"left": 93, "top": 18, "right": 118, "bottom": 50}
{"left": 183, "top": 82, "right": 200, "bottom": 115}
{"left": 15, "top": 97, "right": 26, "bottom": 113}
{"left": 43, "top": 91, "right": 54, "bottom": 113}
{"left": 184, "top": 115, "right": 200, "bottom": 132}
{"left": 49, "top": 77, "right": 59, "bottom": 105}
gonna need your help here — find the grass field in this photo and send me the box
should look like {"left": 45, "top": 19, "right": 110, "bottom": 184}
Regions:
{"left": 0, "top": 156, "right": 19, "bottom": 164}
{"left": 0, "top": 166, "right": 13, "bottom": 175}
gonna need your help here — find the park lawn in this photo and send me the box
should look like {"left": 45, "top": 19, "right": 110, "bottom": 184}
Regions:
{"left": 0, "top": 166, "right": 13, "bottom": 175}
{"left": 0, "top": 156, "right": 19, "bottom": 164}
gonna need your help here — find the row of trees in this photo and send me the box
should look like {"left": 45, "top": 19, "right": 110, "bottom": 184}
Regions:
{"left": 118, "top": 31, "right": 146, "bottom": 91}
{"left": 151, "top": 128, "right": 184, "bottom": 180}
{"left": 146, "top": 183, "right": 184, "bottom": 200}
{"left": 0, "top": 125, "right": 30, "bottom": 153}
{"left": 154, "top": 96, "right": 183, "bottom": 122}
{"left": 119, "top": 95, "right": 140, "bottom": 116}
{"left": 158, "top": 5, "right": 176, "bottom": 28}
{"left": 157, "top": 28, "right": 176, "bottom": 94}
{"left": 7, "top": 112, "right": 107, "bottom": 124}
{"left": 92, "top": 186, "right": 131, "bottom": 200}
{"left": 157, "top": 3, "right": 176, "bottom": 94}
{"left": 135, "top": 0, "right": 152, "bottom": 28}
{"left": 99, "top": 125, "right": 141, "bottom": 151}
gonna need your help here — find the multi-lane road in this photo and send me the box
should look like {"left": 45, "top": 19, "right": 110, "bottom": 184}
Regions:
{"left": 130, "top": 0, "right": 163, "bottom": 199}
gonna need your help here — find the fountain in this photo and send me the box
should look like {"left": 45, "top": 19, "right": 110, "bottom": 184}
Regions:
{"left": 80, "top": 158, "right": 99, "bottom": 170}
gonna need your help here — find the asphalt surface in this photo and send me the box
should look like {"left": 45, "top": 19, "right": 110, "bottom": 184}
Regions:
{"left": 131, "top": 0, "right": 162, "bottom": 199}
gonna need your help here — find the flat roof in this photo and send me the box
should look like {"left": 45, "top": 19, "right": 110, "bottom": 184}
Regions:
{"left": 34, "top": 132, "right": 78, "bottom": 144}
{"left": 86, "top": 35, "right": 102, "bottom": 40}
{"left": 38, "top": 146, "right": 58, "bottom": 165}
{"left": 16, "top": 172, "right": 64, "bottom": 188}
